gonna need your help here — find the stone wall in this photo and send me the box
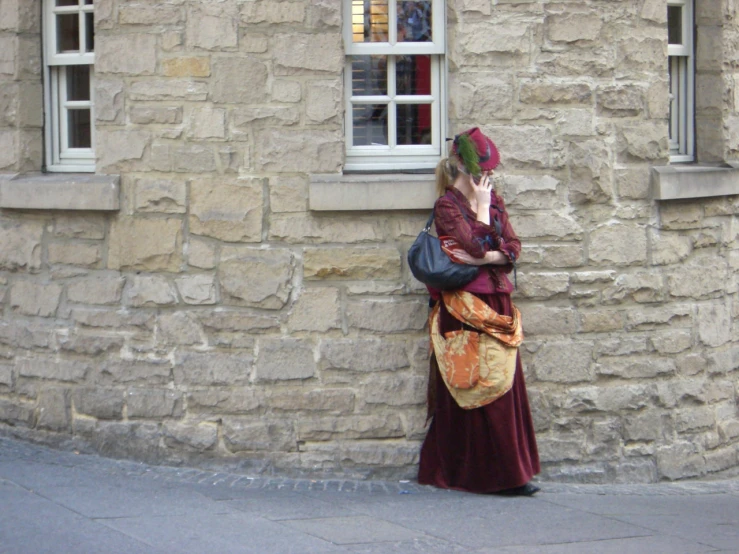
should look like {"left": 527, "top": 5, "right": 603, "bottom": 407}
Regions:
{"left": 0, "top": 0, "right": 737, "bottom": 482}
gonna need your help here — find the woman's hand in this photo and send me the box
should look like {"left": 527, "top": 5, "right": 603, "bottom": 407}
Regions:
{"left": 453, "top": 249, "right": 508, "bottom": 266}
{"left": 471, "top": 171, "right": 493, "bottom": 225}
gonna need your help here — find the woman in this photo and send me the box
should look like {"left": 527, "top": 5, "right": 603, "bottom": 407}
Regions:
{"left": 418, "top": 128, "right": 541, "bottom": 496}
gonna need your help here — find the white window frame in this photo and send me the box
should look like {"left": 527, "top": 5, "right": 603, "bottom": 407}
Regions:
{"left": 668, "top": 0, "right": 694, "bottom": 163}
{"left": 343, "top": 0, "right": 446, "bottom": 172}
{"left": 43, "top": 0, "right": 96, "bottom": 173}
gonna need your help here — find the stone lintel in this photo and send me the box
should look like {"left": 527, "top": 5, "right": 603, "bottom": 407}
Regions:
{"left": 309, "top": 173, "right": 436, "bottom": 211}
{"left": 0, "top": 173, "right": 121, "bottom": 211}
{"left": 651, "top": 163, "right": 739, "bottom": 200}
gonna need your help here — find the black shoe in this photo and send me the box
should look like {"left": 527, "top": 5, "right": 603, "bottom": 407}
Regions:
{"left": 497, "top": 482, "right": 540, "bottom": 497}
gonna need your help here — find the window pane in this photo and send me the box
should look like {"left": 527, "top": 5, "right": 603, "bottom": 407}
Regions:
{"left": 668, "top": 5, "right": 682, "bottom": 45}
{"left": 68, "top": 109, "right": 91, "bottom": 148}
{"left": 351, "top": 56, "right": 387, "bottom": 96}
{"left": 57, "top": 13, "right": 80, "bottom": 52}
{"left": 84, "top": 0, "right": 94, "bottom": 4}
{"left": 398, "top": 1, "right": 432, "bottom": 42}
{"left": 85, "top": 11, "right": 94, "bottom": 51}
{"left": 396, "top": 55, "right": 430, "bottom": 95}
{"left": 352, "top": 0, "right": 389, "bottom": 43}
{"left": 66, "top": 65, "right": 90, "bottom": 101}
{"left": 353, "top": 104, "right": 388, "bottom": 146}
{"left": 397, "top": 104, "right": 432, "bottom": 145}
{"left": 56, "top": 0, "right": 78, "bottom": 5}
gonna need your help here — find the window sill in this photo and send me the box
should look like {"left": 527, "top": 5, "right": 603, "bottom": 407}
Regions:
{"left": 651, "top": 162, "right": 739, "bottom": 200}
{"left": 309, "top": 173, "right": 436, "bottom": 211}
{"left": 0, "top": 173, "right": 120, "bottom": 211}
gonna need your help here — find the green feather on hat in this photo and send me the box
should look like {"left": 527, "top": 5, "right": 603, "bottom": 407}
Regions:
{"left": 455, "top": 133, "right": 481, "bottom": 177}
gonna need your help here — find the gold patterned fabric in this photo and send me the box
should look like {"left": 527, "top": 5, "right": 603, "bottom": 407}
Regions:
{"left": 429, "top": 291, "right": 523, "bottom": 410}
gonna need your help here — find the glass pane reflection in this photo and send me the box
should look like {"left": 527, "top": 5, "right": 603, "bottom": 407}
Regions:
{"left": 396, "top": 55, "right": 430, "bottom": 95}
{"left": 57, "top": 13, "right": 80, "bottom": 52}
{"left": 66, "top": 65, "right": 90, "bottom": 101}
{"left": 56, "top": 0, "right": 78, "bottom": 5}
{"left": 351, "top": 0, "right": 389, "bottom": 43}
{"left": 398, "top": 1, "right": 432, "bottom": 42}
{"left": 353, "top": 104, "right": 388, "bottom": 146}
{"left": 351, "top": 56, "right": 387, "bottom": 96}
{"left": 667, "top": 6, "right": 682, "bottom": 45}
{"left": 85, "top": 12, "right": 94, "bottom": 51}
{"left": 68, "top": 109, "right": 91, "bottom": 148}
{"left": 397, "top": 104, "right": 432, "bottom": 145}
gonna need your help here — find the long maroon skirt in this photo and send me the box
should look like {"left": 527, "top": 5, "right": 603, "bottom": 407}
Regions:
{"left": 418, "top": 292, "right": 540, "bottom": 493}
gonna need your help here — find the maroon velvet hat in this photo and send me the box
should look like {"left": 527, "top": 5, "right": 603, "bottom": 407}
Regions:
{"left": 451, "top": 127, "right": 500, "bottom": 172}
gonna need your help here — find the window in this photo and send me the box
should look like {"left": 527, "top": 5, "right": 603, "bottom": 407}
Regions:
{"left": 667, "top": 0, "right": 694, "bottom": 162}
{"left": 43, "top": 0, "right": 95, "bottom": 172}
{"left": 343, "top": 0, "right": 446, "bottom": 171}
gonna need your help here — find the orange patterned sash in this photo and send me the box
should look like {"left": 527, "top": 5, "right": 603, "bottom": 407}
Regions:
{"left": 430, "top": 291, "right": 523, "bottom": 410}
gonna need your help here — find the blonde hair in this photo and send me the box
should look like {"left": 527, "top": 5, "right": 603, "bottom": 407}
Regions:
{"left": 434, "top": 157, "right": 460, "bottom": 198}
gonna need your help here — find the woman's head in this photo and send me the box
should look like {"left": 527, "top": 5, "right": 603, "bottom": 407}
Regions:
{"left": 451, "top": 128, "right": 500, "bottom": 176}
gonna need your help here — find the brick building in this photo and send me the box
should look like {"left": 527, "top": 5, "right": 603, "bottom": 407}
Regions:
{"left": 0, "top": 0, "right": 737, "bottom": 482}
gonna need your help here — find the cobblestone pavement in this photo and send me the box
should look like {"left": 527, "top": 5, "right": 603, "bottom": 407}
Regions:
{"left": 1, "top": 436, "right": 738, "bottom": 553}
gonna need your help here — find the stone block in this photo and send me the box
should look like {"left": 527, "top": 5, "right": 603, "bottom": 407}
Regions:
{"left": 187, "top": 238, "right": 217, "bottom": 269}
{"left": 602, "top": 272, "right": 663, "bottom": 304}
{"left": 119, "top": 3, "right": 183, "bottom": 24}
{"left": 174, "top": 274, "right": 217, "bottom": 305}
{"left": 0, "top": 398, "right": 35, "bottom": 428}
{"left": 99, "top": 360, "right": 171, "bottom": 386}
{"left": 198, "top": 311, "right": 280, "bottom": 334}
{"left": 163, "top": 420, "right": 218, "bottom": 451}
{"left": 231, "top": 107, "right": 300, "bottom": 138}
{"left": 129, "top": 80, "right": 208, "bottom": 101}
{"left": 532, "top": 341, "right": 594, "bottom": 383}
{"left": 223, "top": 418, "right": 297, "bottom": 452}
{"left": 95, "top": 77, "right": 125, "bottom": 123}
{"left": 520, "top": 80, "right": 592, "bottom": 105}
{"left": 0, "top": 36, "right": 15, "bottom": 75}
{"left": 188, "top": 106, "right": 226, "bottom": 139}
{"left": 189, "top": 178, "right": 262, "bottom": 242}
{"left": 269, "top": 175, "right": 308, "bottom": 213}
{"left": 172, "top": 144, "right": 217, "bottom": 173}
{"left": 269, "top": 213, "right": 380, "bottom": 244}
{"left": 649, "top": 230, "right": 692, "bottom": 265}
{"left": 620, "top": 122, "right": 669, "bottom": 161}
{"left": 306, "top": 79, "right": 342, "bottom": 124}
{"left": 564, "top": 384, "right": 655, "bottom": 412}
{"left": 54, "top": 216, "right": 105, "bottom": 239}
{"left": 241, "top": 1, "right": 305, "bottom": 24}
{"left": 589, "top": 223, "right": 647, "bottom": 265}
{"left": 123, "top": 275, "right": 178, "bottom": 307}
{"left": 304, "top": 247, "right": 400, "bottom": 281}
{"left": 108, "top": 217, "right": 183, "bottom": 272}
{"left": 364, "top": 374, "right": 426, "bottom": 406}
{"left": 254, "top": 338, "right": 316, "bottom": 381}
{"left": 67, "top": 275, "right": 126, "bottom": 305}
{"left": 347, "top": 300, "right": 428, "bottom": 333}
{"left": 287, "top": 287, "right": 341, "bottom": 332}
{"left": 219, "top": 247, "right": 293, "bottom": 309}
{"left": 597, "top": 84, "right": 644, "bottom": 116}
{"left": 37, "top": 388, "right": 71, "bottom": 432}
{"left": 10, "top": 281, "right": 62, "bottom": 317}
{"left": 96, "top": 34, "right": 157, "bottom": 75}
{"left": 656, "top": 442, "right": 706, "bottom": 479}
{"left": 667, "top": 253, "right": 728, "bottom": 298}
{"left": 298, "top": 415, "right": 404, "bottom": 441}
{"left": 211, "top": 57, "right": 268, "bottom": 103}
{"left": 73, "top": 388, "right": 124, "bottom": 419}
{"left": 547, "top": 13, "right": 602, "bottom": 42}
{"left": 520, "top": 305, "right": 579, "bottom": 337}
{"left": 48, "top": 242, "right": 101, "bottom": 267}
{"left": 453, "top": 21, "right": 529, "bottom": 61}
{"left": 698, "top": 302, "right": 731, "bottom": 347}
{"left": 96, "top": 129, "right": 148, "bottom": 170}
{"left": 509, "top": 213, "right": 583, "bottom": 240}
{"left": 174, "top": 351, "right": 253, "bottom": 387}
{"left": 307, "top": 0, "right": 340, "bottom": 28}
{"left": 615, "top": 168, "right": 650, "bottom": 200}
{"left": 187, "top": 389, "right": 262, "bottom": 415}
{"left": 650, "top": 330, "right": 693, "bottom": 354}
{"left": 187, "top": 4, "right": 238, "bottom": 50}
{"left": 126, "top": 389, "right": 183, "bottom": 419}
{"left": 266, "top": 389, "right": 355, "bottom": 414}
{"left": 0, "top": 364, "right": 12, "bottom": 389}
{"left": 134, "top": 178, "right": 187, "bottom": 214}
{"left": 320, "top": 339, "right": 409, "bottom": 372}
{"left": 596, "top": 357, "right": 676, "bottom": 379}
{"left": 0, "top": 219, "right": 43, "bottom": 271}
{"left": 272, "top": 33, "right": 342, "bottom": 74}
{"left": 257, "top": 128, "right": 342, "bottom": 173}
{"left": 158, "top": 312, "right": 204, "bottom": 346}
{"left": 129, "top": 106, "right": 183, "bottom": 125}
{"left": 272, "top": 79, "right": 301, "bottom": 102}
{"left": 517, "top": 272, "right": 570, "bottom": 299}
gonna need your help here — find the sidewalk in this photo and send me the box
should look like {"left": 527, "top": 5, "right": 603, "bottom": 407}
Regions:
{"left": 1, "top": 436, "right": 737, "bottom": 554}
